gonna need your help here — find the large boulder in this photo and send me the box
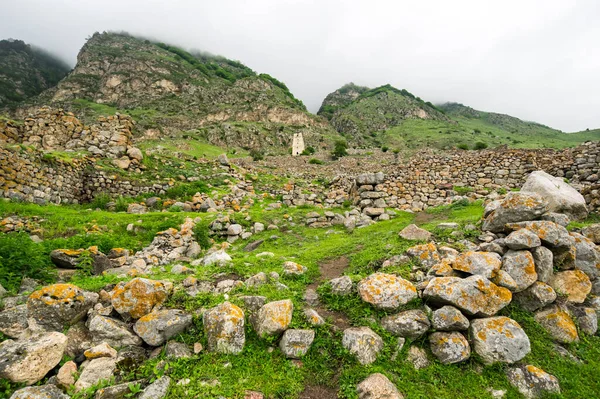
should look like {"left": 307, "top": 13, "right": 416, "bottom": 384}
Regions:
{"left": 252, "top": 300, "right": 293, "bottom": 338}
{"left": 110, "top": 278, "right": 172, "bottom": 319}
{"left": 504, "top": 229, "right": 541, "bottom": 250}
{"left": 550, "top": 270, "right": 591, "bottom": 304}
{"left": 27, "top": 283, "right": 98, "bottom": 331}
{"left": 357, "top": 373, "right": 403, "bottom": 399}
{"left": 381, "top": 309, "right": 430, "bottom": 339}
{"left": 501, "top": 250, "right": 537, "bottom": 293}
{"left": 9, "top": 385, "right": 70, "bottom": 399}
{"left": 88, "top": 315, "right": 142, "bottom": 347}
{"left": 429, "top": 331, "right": 470, "bottom": 364}
{"left": 521, "top": 170, "right": 588, "bottom": 220}
{"left": 203, "top": 302, "right": 245, "bottom": 354}
{"left": 534, "top": 305, "right": 579, "bottom": 343}
{"left": 469, "top": 316, "right": 530, "bottom": 364}
{"left": 506, "top": 364, "right": 560, "bottom": 398}
{"left": 423, "top": 275, "right": 512, "bottom": 317}
{"left": 0, "top": 332, "right": 67, "bottom": 384}
{"left": 452, "top": 251, "right": 501, "bottom": 279}
{"left": 482, "top": 192, "right": 548, "bottom": 233}
{"left": 358, "top": 273, "right": 417, "bottom": 310}
{"left": 342, "top": 327, "right": 383, "bottom": 365}
{"left": 279, "top": 329, "right": 315, "bottom": 359}
{"left": 134, "top": 309, "right": 192, "bottom": 346}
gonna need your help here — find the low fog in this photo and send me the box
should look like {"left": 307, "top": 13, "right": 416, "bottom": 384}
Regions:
{"left": 2, "top": 0, "right": 599, "bottom": 132}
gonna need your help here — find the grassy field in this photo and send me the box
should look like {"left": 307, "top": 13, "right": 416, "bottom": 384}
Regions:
{"left": 1, "top": 199, "right": 600, "bottom": 398}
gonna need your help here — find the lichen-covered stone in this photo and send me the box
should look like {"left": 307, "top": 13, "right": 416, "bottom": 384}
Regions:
{"left": 452, "top": 251, "right": 501, "bottom": 279}
{"left": 406, "top": 345, "right": 430, "bottom": 369}
{"left": 501, "top": 250, "right": 537, "bottom": 292}
{"left": 357, "top": 373, "right": 403, "bottom": 399}
{"left": 506, "top": 221, "right": 574, "bottom": 248}
{"left": 0, "top": 304, "right": 28, "bottom": 339}
{"left": 429, "top": 332, "right": 470, "bottom": 364}
{"left": 134, "top": 309, "right": 192, "bottom": 346}
{"left": 570, "top": 232, "right": 600, "bottom": 280}
{"left": 56, "top": 360, "right": 77, "bottom": 389}
{"left": 139, "top": 376, "right": 170, "bottom": 399}
{"left": 27, "top": 283, "right": 98, "bottom": 331}
{"left": 9, "top": 385, "right": 69, "bottom": 399}
{"left": 504, "top": 229, "right": 541, "bottom": 250}
{"left": 84, "top": 342, "right": 117, "bottom": 359}
{"left": 75, "top": 356, "right": 117, "bottom": 392}
{"left": 470, "top": 316, "right": 531, "bottom": 364}
{"left": 514, "top": 282, "right": 557, "bottom": 312}
{"left": 431, "top": 306, "right": 469, "bottom": 331}
{"left": 381, "top": 309, "right": 430, "bottom": 339}
{"left": 482, "top": 192, "right": 548, "bottom": 233}
{"left": 110, "top": 278, "right": 172, "bottom": 319}
{"left": 423, "top": 275, "right": 512, "bottom": 317}
{"left": 506, "top": 364, "right": 560, "bottom": 398}
{"left": 358, "top": 273, "right": 417, "bottom": 310}
{"left": 279, "top": 329, "right": 315, "bottom": 359}
{"left": 253, "top": 300, "right": 293, "bottom": 337}
{"left": 342, "top": 327, "right": 383, "bottom": 365}
{"left": 550, "top": 270, "right": 591, "bottom": 303}
{"left": 0, "top": 332, "right": 67, "bottom": 384}
{"left": 531, "top": 246, "right": 553, "bottom": 283}
{"left": 282, "top": 261, "right": 307, "bottom": 275}
{"left": 534, "top": 306, "right": 579, "bottom": 343}
{"left": 88, "top": 314, "right": 142, "bottom": 347}
{"left": 406, "top": 243, "right": 441, "bottom": 268}
{"left": 329, "top": 276, "right": 353, "bottom": 295}
{"left": 570, "top": 306, "right": 598, "bottom": 335}
{"left": 203, "top": 302, "right": 245, "bottom": 354}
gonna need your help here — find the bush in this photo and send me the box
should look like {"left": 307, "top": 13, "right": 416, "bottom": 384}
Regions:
{"left": 457, "top": 144, "right": 469, "bottom": 150}
{"left": 301, "top": 146, "right": 316, "bottom": 156}
{"left": 165, "top": 181, "right": 210, "bottom": 200}
{"left": 250, "top": 149, "right": 264, "bottom": 161}
{"left": 89, "top": 193, "right": 112, "bottom": 209}
{"left": 474, "top": 142, "right": 488, "bottom": 150}
{"left": 308, "top": 158, "right": 323, "bottom": 165}
{"left": 193, "top": 221, "right": 211, "bottom": 249}
{"left": 0, "top": 233, "right": 54, "bottom": 291}
{"left": 331, "top": 140, "right": 348, "bottom": 160}
{"left": 381, "top": 146, "right": 389, "bottom": 152}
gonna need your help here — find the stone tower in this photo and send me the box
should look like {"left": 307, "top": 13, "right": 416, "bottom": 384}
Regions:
{"left": 291, "top": 132, "right": 305, "bottom": 156}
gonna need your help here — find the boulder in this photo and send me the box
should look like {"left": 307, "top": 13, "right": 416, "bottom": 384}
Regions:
{"left": 506, "top": 221, "right": 573, "bottom": 248}
{"left": 0, "top": 332, "right": 67, "bottom": 384}
{"left": 452, "top": 251, "right": 501, "bottom": 279}
{"left": 431, "top": 306, "right": 469, "bottom": 331}
{"left": 506, "top": 364, "right": 560, "bottom": 398}
{"left": 0, "top": 304, "right": 29, "bottom": 338}
{"left": 406, "top": 346, "right": 430, "bottom": 369}
{"left": 398, "top": 224, "right": 432, "bottom": 241}
{"left": 521, "top": 170, "right": 588, "bottom": 220}
{"left": 501, "top": 250, "right": 537, "bottom": 293}
{"left": 482, "top": 192, "right": 548, "bottom": 233}
{"left": 550, "top": 270, "right": 591, "bottom": 303}
{"left": 139, "top": 376, "right": 170, "bottom": 399}
{"left": 357, "top": 373, "right": 403, "bottom": 399}
{"left": 49, "top": 249, "right": 81, "bottom": 268}
{"left": 217, "top": 153, "right": 230, "bottom": 166}
{"left": 133, "top": 309, "right": 192, "bottom": 346}
{"left": 56, "top": 360, "right": 77, "bottom": 389}
{"left": 282, "top": 261, "right": 307, "bottom": 276}
{"left": 75, "top": 357, "right": 117, "bottom": 392}
{"left": 27, "top": 283, "right": 98, "bottom": 331}
{"left": 570, "top": 306, "right": 598, "bottom": 335}
{"left": 357, "top": 273, "right": 417, "bottom": 310}
{"left": 329, "top": 276, "right": 353, "bottom": 295}
{"left": 429, "top": 331, "right": 470, "bottom": 364}
{"left": 9, "top": 385, "right": 69, "bottom": 399}
{"left": 203, "top": 302, "right": 245, "bottom": 354}
{"left": 582, "top": 223, "right": 600, "bottom": 244}
{"left": 227, "top": 224, "right": 243, "bottom": 236}
{"left": 406, "top": 243, "right": 441, "bottom": 269}
{"left": 504, "top": 229, "right": 541, "bottom": 250}
{"left": 252, "top": 300, "right": 293, "bottom": 337}
{"left": 165, "top": 341, "right": 192, "bottom": 358}
{"left": 342, "top": 327, "right": 383, "bottom": 365}
{"left": 514, "top": 282, "right": 557, "bottom": 312}
{"left": 84, "top": 342, "right": 117, "bottom": 359}
{"left": 127, "top": 146, "right": 143, "bottom": 161}
{"left": 279, "top": 329, "right": 315, "bottom": 359}
{"left": 531, "top": 246, "right": 554, "bottom": 283}
{"left": 423, "top": 275, "right": 512, "bottom": 317}
{"left": 469, "top": 316, "right": 531, "bottom": 364}
{"left": 110, "top": 278, "right": 172, "bottom": 319}
{"left": 202, "top": 250, "right": 232, "bottom": 266}
{"left": 570, "top": 232, "right": 600, "bottom": 280}
{"left": 381, "top": 309, "right": 430, "bottom": 339}
{"left": 534, "top": 305, "right": 579, "bottom": 343}
{"left": 88, "top": 315, "right": 142, "bottom": 347}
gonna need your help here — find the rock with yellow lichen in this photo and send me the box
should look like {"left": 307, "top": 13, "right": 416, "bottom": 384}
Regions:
{"left": 252, "top": 299, "right": 293, "bottom": 337}
{"left": 342, "top": 326, "right": 383, "bottom": 365}
{"left": 279, "top": 329, "right": 315, "bottom": 359}
{"left": 282, "top": 261, "right": 307, "bottom": 276}
{"left": 550, "top": 270, "right": 591, "bottom": 303}
{"left": 504, "top": 229, "right": 541, "bottom": 250}
{"left": 506, "top": 364, "right": 560, "bottom": 398}
{"left": 452, "top": 251, "right": 502, "bottom": 279}
{"left": 134, "top": 309, "right": 192, "bottom": 346}
{"left": 203, "top": 301, "right": 245, "bottom": 354}
{"left": 429, "top": 331, "right": 470, "bottom": 364}
{"left": 87, "top": 314, "right": 142, "bottom": 347}
{"left": 357, "top": 273, "right": 417, "bottom": 310}
{"left": 357, "top": 373, "right": 403, "bottom": 399}
{"left": 506, "top": 221, "right": 573, "bottom": 248}
{"left": 27, "top": 283, "right": 98, "bottom": 331}
{"left": 482, "top": 192, "right": 548, "bottom": 233}
{"left": 84, "top": 342, "right": 117, "bottom": 359}
{"left": 569, "top": 232, "right": 600, "bottom": 280}
{"left": 8, "top": 385, "right": 70, "bottom": 399}
{"left": 469, "top": 316, "right": 530, "bottom": 364}
{"left": 514, "top": 282, "right": 557, "bottom": 312}
{"left": 423, "top": 275, "right": 512, "bottom": 317}
{"left": 381, "top": 309, "right": 430, "bottom": 339}
{"left": 534, "top": 305, "right": 579, "bottom": 343}
{"left": 110, "top": 278, "right": 173, "bottom": 320}
{"left": 501, "top": 250, "right": 537, "bottom": 292}
{"left": 431, "top": 306, "right": 469, "bottom": 331}
{"left": 406, "top": 243, "right": 441, "bottom": 269}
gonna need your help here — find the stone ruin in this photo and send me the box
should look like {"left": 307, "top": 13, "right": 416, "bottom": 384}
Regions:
{"left": 291, "top": 132, "right": 305, "bottom": 156}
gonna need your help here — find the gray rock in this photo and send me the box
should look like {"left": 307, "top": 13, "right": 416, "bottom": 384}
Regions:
{"left": 582, "top": 223, "right": 600, "bottom": 244}
{"left": 482, "top": 192, "right": 548, "bottom": 233}
{"left": 252, "top": 300, "right": 293, "bottom": 337}
{"left": 165, "top": 341, "right": 192, "bottom": 358}
{"left": 506, "top": 365, "right": 560, "bottom": 398}
{"left": 0, "top": 304, "right": 28, "bottom": 338}
{"left": 94, "top": 380, "right": 144, "bottom": 399}
{"left": 139, "top": 376, "right": 170, "bottom": 399}
{"left": 134, "top": 309, "right": 192, "bottom": 346}
{"left": 406, "top": 346, "right": 430, "bottom": 369}
{"left": 398, "top": 224, "right": 432, "bottom": 241}
{"left": 470, "top": 316, "right": 530, "bottom": 364}
{"left": 330, "top": 276, "right": 353, "bottom": 295}
{"left": 381, "top": 309, "right": 430, "bottom": 339}
{"left": 357, "top": 273, "right": 417, "bottom": 310}
{"left": 342, "top": 327, "right": 383, "bottom": 365}
{"left": 504, "top": 229, "right": 541, "bottom": 250}
{"left": 282, "top": 261, "right": 307, "bottom": 276}
{"left": 75, "top": 357, "right": 117, "bottom": 392}
{"left": 531, "top": 246, "right": 554, "bottom": 283}
{"left": 514, "top": 282, "right": 557, "bottom": 312}
{"left": 217, "top": 153, "right": 230, "bottom": 166}
{"left": 88, "top": 315, "right": 142, "bottom": 347}
{"left": 452, "top": 251, "right": 501, "bottom": 279}
{"left": 431, "top": 306, "right": 469, "bottom": 331}
{"left": 279, "top": 329, "right": 315, "bottom": 358}
{"left": 357, "top": 373, "right": 403, "bottom": 399}
{"left": 541, "top": 212, "right": 570, "bottom": 227}
{"left": 570, "top": 306, "right": 598, "bottom": 335}
{"left": 227, "top": 224, "right": 243, "bottom": 236}
{"left": 304, "top": 308, "right": 325, "bottom": 326}
{"left": 501, "top": 250, "right": 537, "bottom": 293}
{"left": 506, "top": 221, "right": 573, "bottom": 248}
{"left": 429, "top": 331, "right": 470, "bottom": 364}
{"left": 9, "top": 385, "right": 69, "bottom": 399}
{"left": 570, "top": 232, "right": 600, "bottom": 280}
{"left": 49, "top": 249, "right": 80, "bottom": 268}
{"left": 521, "top": 170, "right": 588, "bottom": 220}
{"left": 0, "top": 332, "right": 67, "bottom": 384}
{"left": 203, "top": 302, "right": 245, "bottom": 354}
{"left": 65, "top": 322, "right": 93, "bottom": 358}
{"left": 534, "top": 305, "right": 579, "bottom": 343}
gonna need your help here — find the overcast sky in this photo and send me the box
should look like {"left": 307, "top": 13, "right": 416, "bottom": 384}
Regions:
{"left": 2, "top": 0, "right": 599, "bottom": 131}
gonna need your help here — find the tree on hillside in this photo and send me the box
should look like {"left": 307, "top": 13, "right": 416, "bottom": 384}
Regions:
{"left": 331, "top": 140, "right": 348, "bottom": 160}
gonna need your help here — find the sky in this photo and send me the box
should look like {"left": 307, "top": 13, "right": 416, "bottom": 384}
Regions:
{"left": 2, "top": 0, "right": 599, "bottom": 132}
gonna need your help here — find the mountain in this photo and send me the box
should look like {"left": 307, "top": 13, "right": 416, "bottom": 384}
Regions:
{"left": 21, "top": 32, "right": 336, "bottom": 151}
{"left": 318, "top": 83, "right": 451, "bottom": 146}
{"left": 0, "top": 39, "right": 70, "bottom": 108}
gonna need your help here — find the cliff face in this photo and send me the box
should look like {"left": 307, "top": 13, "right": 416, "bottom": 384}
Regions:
{"left": 0, "top": 39, "right": 70, "bottom": 108}
{"left": 25, "top": 32, "right": 336, "bottom": 151}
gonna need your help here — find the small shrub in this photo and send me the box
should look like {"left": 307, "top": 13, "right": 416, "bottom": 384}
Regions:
{"left": 193, "top": 222, "right": 211, "bottom": 249}
{"left": 381, "top": 146, "right": 389, "bottom": 152}
{"left": 168, "top": 205, "right": 183, "bottom": 212}
{"left": 0, "top": 232, "right": 54, "bottom": 291}
{"left": 331, "top": 140, "right": 348, "bottom": 160}
{"left": 457, "top": 144, "right": 469, "bottom": 150}
{"left": 308, "top": 158, "right": 323, "bottom": 165}
{"left": 301, "top": 146, "right": 316, "bottom": 156}
{"left": 250, "top": 149, "right": 264, "bottom": 161}
{"left": 115, "top": 196, "right": 131, "bottom": 212}
{"left": 89, "top": 193, "right": 111, "bottom": 209}
{"left": 474, "top": 142, "right": 488, "bottom": 150}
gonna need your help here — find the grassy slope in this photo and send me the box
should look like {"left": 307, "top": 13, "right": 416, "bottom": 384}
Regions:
{"left": 2, "top": 198, "right": 600, "bottom": 398}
